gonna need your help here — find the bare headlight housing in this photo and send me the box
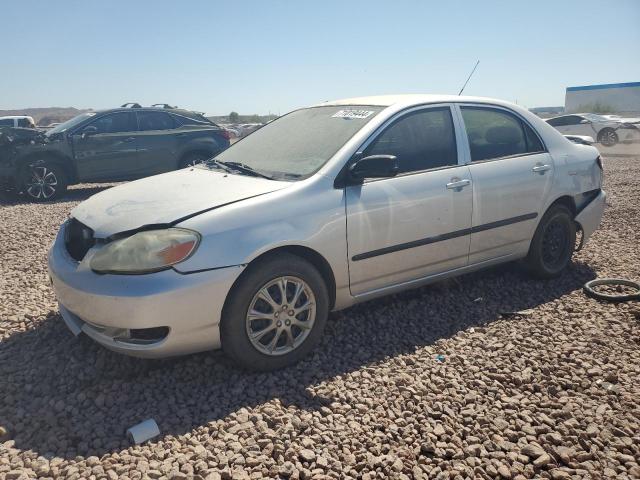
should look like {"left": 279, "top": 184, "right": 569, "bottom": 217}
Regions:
{"left": 90, "top": 228, "right": 200, "bottom": 274}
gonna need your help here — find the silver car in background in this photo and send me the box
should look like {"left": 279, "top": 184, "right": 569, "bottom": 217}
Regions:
{"left": 49, "top": 95, "right": 606, "bottom": 370}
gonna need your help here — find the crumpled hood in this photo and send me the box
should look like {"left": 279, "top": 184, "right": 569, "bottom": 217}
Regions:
{"left": 71, "top": 167, "right": 290, "bottom": 237}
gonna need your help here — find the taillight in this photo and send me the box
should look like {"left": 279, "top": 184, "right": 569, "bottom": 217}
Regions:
{"left": 220, "top": 129, "right": 231, "bottom": 140}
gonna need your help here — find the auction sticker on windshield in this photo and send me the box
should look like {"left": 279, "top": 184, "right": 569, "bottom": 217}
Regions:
{"left": 332, "top": 109, "right": 375, "bottom": 119}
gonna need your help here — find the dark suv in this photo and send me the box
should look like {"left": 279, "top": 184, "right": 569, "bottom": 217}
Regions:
{"left": 0, "top": 104, "right": 230, "bottom": 201}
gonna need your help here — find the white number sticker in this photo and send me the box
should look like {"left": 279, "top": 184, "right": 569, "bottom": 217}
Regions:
{"left": 332, "top": 109, "right": 375, "bottom": 119}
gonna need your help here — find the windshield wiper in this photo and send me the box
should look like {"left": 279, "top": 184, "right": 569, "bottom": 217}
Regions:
{"left": 217, "top": 161, "right": 274, "bottom": 180}
{"left": 203, "top": 158, "right": 235, "bottom": 173}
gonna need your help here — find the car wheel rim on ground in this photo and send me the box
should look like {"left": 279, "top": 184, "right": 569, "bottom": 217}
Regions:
{"left": 245, "top": 276, "right": 316, "bottom": 356}
{"left": 541, "top": 218, "right": 568, "bottom": 268}
{"left": 26, "top": 166, "right": 58, "bottom": 200}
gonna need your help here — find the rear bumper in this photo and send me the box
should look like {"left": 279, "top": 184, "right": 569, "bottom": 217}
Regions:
{"left": 575, "top": 190, "right": 606, "bottom": 247}
{"left": 48, "top": 222, "right": 244, "bottom": 358}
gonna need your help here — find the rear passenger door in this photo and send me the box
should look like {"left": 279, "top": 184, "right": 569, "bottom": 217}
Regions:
{"left": 135, "top": 111, "right": 180, "bottom": 175}
{"left": 346, "top": 105, "right": 473, "bottom": 296}
{"left": 456, "top": 105, "right": 554, "bottom": 264}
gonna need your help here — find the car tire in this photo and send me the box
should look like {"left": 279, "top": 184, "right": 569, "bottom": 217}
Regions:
{"left": 19, "top": 162, "right": 68, "bottom": 202}
{"left": 178, "top": 152, "right": 211, "bottom": 169}
{"left": 525, "top": 204, "right": 576, "bottom": 279}
{"left": 221, "top": 253, "right": 329, "bottom": 371}
{"left": 597, "top": 128, "right": 618, "bottom": 147}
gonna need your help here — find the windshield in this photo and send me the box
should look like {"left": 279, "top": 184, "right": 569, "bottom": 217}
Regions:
{"left": 46, "top": 112, "right": 96, "bottom": 135}
{"left": 211, "top": 105, "right": 384, "bottom": 180}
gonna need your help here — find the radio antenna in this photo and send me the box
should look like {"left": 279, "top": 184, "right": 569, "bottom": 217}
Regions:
{"left": 458, "top": 60, "right": 480, "bottom": 96}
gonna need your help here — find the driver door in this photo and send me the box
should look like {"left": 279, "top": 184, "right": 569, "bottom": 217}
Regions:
{"left": 345, "top": 105, "right": 473, "bottom": 296}
{"left": 72, "top": 112, "right": 140, "bottom": 182}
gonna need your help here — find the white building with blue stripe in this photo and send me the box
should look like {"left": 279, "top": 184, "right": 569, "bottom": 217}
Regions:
{"left": 565, "top": 82, "right": 640, "bottom": 113}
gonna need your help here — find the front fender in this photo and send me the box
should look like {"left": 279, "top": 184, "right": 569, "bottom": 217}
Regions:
{"left": 172, "top": 176, "right": 350, "bottom": 295}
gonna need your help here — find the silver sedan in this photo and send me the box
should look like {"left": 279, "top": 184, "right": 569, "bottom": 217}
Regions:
{"left": 49, "top": 95, "right": 606, "bottom": 370}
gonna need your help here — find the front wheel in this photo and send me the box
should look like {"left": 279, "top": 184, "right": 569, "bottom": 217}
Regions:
{"left": 221, "top": 253, "right": 329, "bottom": 371}
{"left": 598, "top": 128, "right": 618, "bottom": 147}
{"left": 20, "top": 162, "right": 68, "bottom": 202}
{"left": 525, "top": 204, "right": 576, "bottom": 278}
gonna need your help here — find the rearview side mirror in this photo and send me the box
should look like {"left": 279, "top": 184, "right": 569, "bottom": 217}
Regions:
{"left": 579, "top": 119, "right": 591, "bottom": 124}
{"left": 349, "top": 155, "right": 399, "bottom": 182}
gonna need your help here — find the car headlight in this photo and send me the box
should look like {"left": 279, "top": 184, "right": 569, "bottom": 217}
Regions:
{"left": 90, "top": 228, "right": 200, "bottom": 274}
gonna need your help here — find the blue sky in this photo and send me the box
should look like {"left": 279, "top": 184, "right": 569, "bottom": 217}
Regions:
{"left": 3, "top": 0, "right": 639, "bottom": 115}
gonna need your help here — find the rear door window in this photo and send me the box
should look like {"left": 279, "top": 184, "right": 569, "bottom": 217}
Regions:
{"left": 137, "top": 111, "right": 176, "bottom": 131}
{"left": 461, "top": 107, "right": 542, "bottom": 161}
{"left": 172, "top": 114, "right": 211, "bottom": 127}
{"left": 0, "top": 119, "right": 14, "bottom": 126}
{"left": 365, "top": 107, "right": 458, "bottom": 174}
{"left": 88, "top": 112, "right": 137, "bottom": 134}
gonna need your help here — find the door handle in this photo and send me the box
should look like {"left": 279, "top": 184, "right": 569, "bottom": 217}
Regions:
{"left": 122, "top": 137, "right": 135, "bottom": 143}
{"left": 532, "top": 163, "right": 551, "bottom": 173}
{"left": 446, "top": 178, "right": 471, "bottom": 190}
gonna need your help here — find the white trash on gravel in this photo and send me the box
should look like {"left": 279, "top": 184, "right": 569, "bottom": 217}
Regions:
{"left": 126, "top": 419, "right": 160, "bottom": 445}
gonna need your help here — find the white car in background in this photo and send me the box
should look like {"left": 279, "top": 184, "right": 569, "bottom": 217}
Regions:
{"left": 546, "top": 113, "right": 640, "bottom": 146}
{"left": 0, "top": 115, "right": 36, "bottom": 128}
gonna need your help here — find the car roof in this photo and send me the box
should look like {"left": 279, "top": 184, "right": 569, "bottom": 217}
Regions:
{"left": 0, "top": 115, "right": 33, "bottom": 120}
{"left": 315, "top": 94, "right": 521, "bottom": 109}
{"left": 92, "top": 107, "right": 208, "bottom": 120}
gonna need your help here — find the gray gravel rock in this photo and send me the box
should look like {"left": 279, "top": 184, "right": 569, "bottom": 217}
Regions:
{"left": 1, "top": 158, "right": 640, "bottom": 478}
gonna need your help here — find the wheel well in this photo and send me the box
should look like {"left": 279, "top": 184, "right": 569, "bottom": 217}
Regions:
{"left": 244, "top": 246, "right": 337, "bottom": 310}
{"left": 548, "top": 195, "right": 576, "bottom": 217}
{"left": 19, "top": 154, "right": 77, "bottom": 184}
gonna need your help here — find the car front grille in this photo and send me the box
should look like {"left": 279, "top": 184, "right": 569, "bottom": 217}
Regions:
{"left": 65, "top": 218, "right": 95, "bottom": 261}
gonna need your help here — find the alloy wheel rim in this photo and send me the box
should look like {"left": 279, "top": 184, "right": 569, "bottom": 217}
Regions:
{"left": 245, "top": 276, "right": 316, "bottom": 356}
{"left": 601, "top": 131, "right": 616, "bottom": 146}
{"left": 541, "top": 218, "right": 568, "bottom": 268}
{"left": 26, "top": 166, "right": 58, "bottom": 199}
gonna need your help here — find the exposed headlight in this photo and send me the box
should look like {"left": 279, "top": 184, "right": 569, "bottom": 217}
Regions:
{"left": 90, "top": 228, "right": 200, "bottom": 274}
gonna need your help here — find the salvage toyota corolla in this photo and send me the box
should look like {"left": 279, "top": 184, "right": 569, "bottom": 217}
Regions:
{"left": 49, "top": 95, "right": 606, "bottom": 370}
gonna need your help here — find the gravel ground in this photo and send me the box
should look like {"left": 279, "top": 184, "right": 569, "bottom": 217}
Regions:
{"left": 1, "top": 157, "right": 639, "bottom": 480}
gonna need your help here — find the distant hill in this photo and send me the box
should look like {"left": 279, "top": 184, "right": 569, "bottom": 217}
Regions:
{"left": 0, "top": 107, "right": 92, "bottom": 126}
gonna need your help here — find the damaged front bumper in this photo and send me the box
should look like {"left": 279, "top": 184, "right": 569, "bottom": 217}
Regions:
{"left": 48, "top": 223, "right": 244, "bottom": 358}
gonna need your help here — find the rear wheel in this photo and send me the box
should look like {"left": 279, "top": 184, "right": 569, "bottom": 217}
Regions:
{"left": 598, "top": 128, "right": 618, "bottom": 147}
{"left": 20, "top": 162, "right": 68, "bottom": 202}
{"left": 221, "top": 253, "right": 329, "bottom": 371}
{"left": 525, "top": 204, "right": 576, "bottom": 278}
